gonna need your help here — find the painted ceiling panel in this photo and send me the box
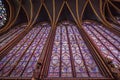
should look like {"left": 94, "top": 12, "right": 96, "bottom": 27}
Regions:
{"left": 82, "top": 3, "right": 99, "bottom": 21}
{"left": 32, "top": 0, "right": 41, "bottom": 19}
{"left": 67, "top": 0, "right": 77, "bottom": 18}
{"left": 1, "top": 0, "right": 120, "bottom": 32}
{"left": 90, "top": 0, "right": 103, "bottom": 19}
{"left": 111, "top": 1, "right": 120, "bottom": 9}
{"left": 78, "top": 0, "right": 87, "bottom": 16}
{"left": 35, "top": 6, "right": 50, "bottom": 24}
{"left": 11, "top": 0, "right": 20, "bottom": 17}
{"left": 22, "top": 0, "right": 31, "bottom": 20}
{"left": 44, "top": 0, "right": 53, "bottom": 19}
{"left": 58, "top": 4, "right": 75, "bottom": 23}
{"left": 0, "top": 1, "right": 120, "bottom": 80}
{"left": 13, "top": 8, "right": 28, "bottom": 27}
{"left": 55, "top": 0, "right": 64, "bottom": 19}
{"left": 108, "top": 3, "right": 120, "bottom": 16}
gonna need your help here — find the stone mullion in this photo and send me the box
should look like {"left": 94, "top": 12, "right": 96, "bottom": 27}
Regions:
{"left": 0, "top": 26, "right": 30, "bottom": 60}
{"left": 96, "top": 24, "right": 120, "bottom": 44}
{"left": 0, "top": 28, "right": 18, "bottom": 43}
{"left": 91, "top": 25, "right": 120, "bottom": 51}
{"left": 7, "top": 27, "right": 42, "bottom": 76}
{"left": 70, "top": 25, "right": 91, "bottom": 77}
{"left": 59, "top": 26, "right": 62, "bottom": 77}
{"left": 0, "top": 28, "right": 32, "bottom": 72}
{"left": 32, "top": 26, "right": 53, "bottom": 79}
{"left": 102, "top": 22, "right": 120, "bottom": 37}
{"left": 21, "top": 27, "right": 47, "bottom": 76}
{"left": 93, "top": 1, "right": 120, "bottom": 36}
{"left": 65, "top": 26, "right": 76, "bottom": 77}
{"left": 39, "top": 26, "right": 57, "bottom": 79}
{"left": 80, "top": 28, "right": 113, "bottom": 78}
{"left": 0, "top": 28, "right": 24, "bottom": 51}
{"left": 87, "top": 26, "right": 120, "bottom": 63}
{"left": 43, "top": 28, "right": 56, "bottom": 78}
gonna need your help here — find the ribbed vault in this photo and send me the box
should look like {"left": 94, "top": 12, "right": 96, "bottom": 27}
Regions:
{"left": 0, "top": 0, "right": 120, "bottom": 80}
{"left": 0, "top": 0, "right": 120, "bottom": 31}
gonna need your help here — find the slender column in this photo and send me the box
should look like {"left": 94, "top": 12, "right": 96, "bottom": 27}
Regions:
{"left": 80, "top": 28, "right": 113, "bottom": 78}
{"left": 81, "top": 25, "right": 113, "bottom": 78}
{"left": 65, "top": 26, "right": 76, "bottom": 77}
{"left": 6, "top": 27, "right": 41, "bottom": 76}
{"left": 59, "top": 26, "right": 62, "bottom": 77}
{"left": 39, "top": 25, "right": 57, "bottom": 79}
{"left": 0, "top": 30, "right": 32, "bottom": 71}
{"left": 91, "top": 24, "right": 120, "bottom": 51}
{"left": 21, "top": 27, "right": 47, "bottom": 76}
{"left": 0, "top": 25, "right": 31, "bottom": 60}
{"left": 70, "top": 26, "right": 90, "bottom": 77}
{"left": 77, "top": 22, "right": 114, "bottom": 78}
{"left": 87, "top": 26, "right": 120, "bottom": 63}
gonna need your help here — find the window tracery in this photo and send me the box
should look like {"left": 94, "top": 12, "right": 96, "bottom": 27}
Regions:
{"left": 0, "top": 23, "right": 51, "bottom": 77}
{"left": 48, "top": 22, "right": 103, "bottom": 78}
{"left": 82, "top": 21, "right": 120, "bottom": 68}
{"left": 0, "top": 0, "right": 7, "bottom": 28}
{"left": 0, "top": 25, "right": 25, "bottom": 50}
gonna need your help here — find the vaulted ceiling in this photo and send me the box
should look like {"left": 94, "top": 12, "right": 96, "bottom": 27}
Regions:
{"left": 0, "top": 0, "right": 120, "bottom": 34}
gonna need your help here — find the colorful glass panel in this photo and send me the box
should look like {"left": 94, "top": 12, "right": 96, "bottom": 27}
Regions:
{"left": 82, "top": 22, "right": 120, "bottom": 68}
{"left": 0, "top": 23, "right": 51, "bottom": 78}
{"left": 110, "top": 23, "right": 120, "bottom": 30}
{"left": 0, "top": 25, "right": 25, "bottom": 50}
{"left": 48, "top": 22, "right": 103, "bottom": 78}
{"left": 0, "top": 0, "right": 7, "bottom": 27}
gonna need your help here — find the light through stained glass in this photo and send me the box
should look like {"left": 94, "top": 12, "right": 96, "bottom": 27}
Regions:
{"left": 61, "top": 26, "right": 72, "bottom": 77}
{"left": 48, "top": 22, "right": 103, "bottom": 78}
{"left": 110, "top": 23, "right": 120, "bottom": 30}
{"left": 0, "top": 23, "right": 51, "bottom": 78}
{"left": 82, "top": 21, "right": 120, "bottom": 68}
{"left": 0, "top": 0, "right": 7, "bottom": 28}
{"left": 0, "top": 25, "right": 25, "bottom": 50}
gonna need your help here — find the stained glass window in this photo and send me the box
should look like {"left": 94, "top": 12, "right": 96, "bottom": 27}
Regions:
{"left": 116, "top": 17, "right": 120, "bottom": 24}
{"left": 110, "top": 17, "right": 120, "bottom": 30}
{"left": 110, "top": 23, "right": 120, "bottom": 30}
{"left": 0, "top": 25, "right": 25, "bottom": 50}
{"left": 48, "top": 22, "right": 103, "bottom": 78}
{"left": 0, "top": 23, "right": 51, "bottom": 78}
{"left": 0, "top": 0, "right": 7, "bottom": 28}
{"left": 82, "top": 21, "right": 120, "bottom": 68}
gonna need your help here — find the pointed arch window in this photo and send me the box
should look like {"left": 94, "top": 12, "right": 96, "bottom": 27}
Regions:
{"left": 82, "top": 21, "right": 120, "bottom": 68}
{"left": 48, "top": 22, "right": 103, "bottom": 78}
{"left": 0, "top": 23, "right": 51, "bottom": 77}
{"left": 0, "top": 25, "right": 25, "bottom": 50}
{"left": 0, "top": 0, "right": 7, "bottom": 28}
